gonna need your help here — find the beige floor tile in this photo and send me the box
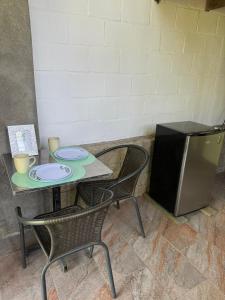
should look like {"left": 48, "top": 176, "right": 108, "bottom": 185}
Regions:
{"left": 0, "top": 251, "right": 56, "bottom": 300}
{"left": 183, "top": 235, "right": 225, "bottom": 294}
{"left": 1, "top": 173, "right": 225, "bottom": 299}
{"left": 133, "top": 232, "right": 205, "bottom": 299}
{"left": 161, "top": 220, "right": 197, "bottom": 251}
{"left": 182, "top": 280, "right": 225, "bottom": 300}
{"left": 50, "top": 252, "right": 111, "bottom": 300}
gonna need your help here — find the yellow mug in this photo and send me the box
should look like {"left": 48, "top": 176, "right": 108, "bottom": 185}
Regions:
{"left": 13, "top": 154, "right": 36, "bottom": 174}
{"left": 48, "top": 137, "right": 60, "bottom": 153}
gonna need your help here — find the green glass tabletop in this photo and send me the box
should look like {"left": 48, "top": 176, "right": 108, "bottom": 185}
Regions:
{"left": 11, "top": 152, "right": 96, "bottom": 190}
{"left": 2, "top": 148, "right": 112, "bottom": 194}
{"left": 12, "top": 165, "right": 86, "bottom": 189}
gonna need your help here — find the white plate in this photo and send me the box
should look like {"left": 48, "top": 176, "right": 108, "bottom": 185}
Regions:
{"left": 29, "top": 163, "right": 72, "bottom": 182}
{"left": 54, "top": 147, "right": 89, "bottom": 161}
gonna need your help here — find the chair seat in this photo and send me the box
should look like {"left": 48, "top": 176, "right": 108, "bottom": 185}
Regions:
{"left": 77, "top": 180, "right": 131, "bottom": 206}
{"left": 33, "top": 206, "right": 83, "bottom": 256}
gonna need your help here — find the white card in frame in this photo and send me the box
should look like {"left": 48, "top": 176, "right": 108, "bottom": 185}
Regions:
{"left": 7, "top": 124, "right": 38, "bottom": 157}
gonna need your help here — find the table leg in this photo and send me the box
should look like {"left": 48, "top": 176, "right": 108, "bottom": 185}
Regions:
{"left": 53, "top": 187, "right": 61, "bottom": 211}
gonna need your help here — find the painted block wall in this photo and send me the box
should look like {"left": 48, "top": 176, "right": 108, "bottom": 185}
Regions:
{"left": 28, "top": 0, "right": 225, "bottom": 147}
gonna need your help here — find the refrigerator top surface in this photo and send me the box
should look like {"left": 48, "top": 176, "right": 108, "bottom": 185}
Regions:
{"left": 159, "top": 121, "right": 223, "bottom": 136}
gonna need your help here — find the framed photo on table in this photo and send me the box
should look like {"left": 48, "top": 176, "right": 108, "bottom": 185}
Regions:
{"left": 7, "top": 124, "right": 38, "bottom": 157}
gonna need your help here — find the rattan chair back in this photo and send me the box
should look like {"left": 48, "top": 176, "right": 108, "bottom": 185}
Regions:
{"left": 117, "top": 144, "right": 149, "bottom": 196}
{"left": 16, "top": 188, "right": 113, "bottom": 261}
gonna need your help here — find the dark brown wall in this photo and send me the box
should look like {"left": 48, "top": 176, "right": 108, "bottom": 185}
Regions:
{"left": 0, "top": 0, "right": 38, "bottom": 154}
{"left": 0, "top": 0, "right": 47, "bottom": 255}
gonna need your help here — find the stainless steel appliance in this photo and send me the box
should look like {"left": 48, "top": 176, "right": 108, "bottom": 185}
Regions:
{"left": 149, "top": 121, "right": 225, "bottom": 216}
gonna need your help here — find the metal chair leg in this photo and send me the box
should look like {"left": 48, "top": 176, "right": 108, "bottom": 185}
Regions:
{"left": 89, "top": 246, "right": 94, "bottom": 258}
{"left": 114, "top": 200, "right": 120, "bottom": 209}
{"left": 100, "top": 242, "right": 116, "bottom": 298}
{"left": 85, "top": 245, "right": 94, "bottom": 258}
{"left": 132, "top": 197, "right": 145, "bottom": 238}
{"left": 60, "top": 258, "right": 68, "bottom": 272}
{"left": 19, "top": 222, "right": 27, "bottom": 268}
{"left": 41, "top": 263, "right": 50, "bottom": 300}
{"left": 116, "top": 200, "right": 120, "bottom": 209}
{"left": 74, "top": 190, "right": 79, "bottom": 205}
{"left": 40, "top": 242, "right": 115, "bottom": 300}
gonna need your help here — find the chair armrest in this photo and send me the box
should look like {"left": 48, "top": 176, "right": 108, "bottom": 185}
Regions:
{"left": 96, "top": 144, "right": 128, "bottom": 158}
{"left": 15, "top": 206, "right": 85, "bottom": 226}
{"left": 15, "top": 207, "right": 37, "bottom": 226}
{"left": 15, "top": 189, "right": 113, "bottom": 226}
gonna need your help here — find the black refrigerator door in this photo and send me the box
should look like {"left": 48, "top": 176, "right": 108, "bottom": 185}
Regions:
{"left": 149, "top": 126, "right": 186, "bottom": 213}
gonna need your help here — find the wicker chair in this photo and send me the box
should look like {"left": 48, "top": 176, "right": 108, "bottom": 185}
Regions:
{"left": 75, "top": 144, "right": 149, "bottom": 238}
{"left": 15, "top": 188, "right": 116, "bottom": 300}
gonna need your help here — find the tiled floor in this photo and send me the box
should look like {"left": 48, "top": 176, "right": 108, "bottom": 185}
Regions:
{"left": 1, "top": 173, "right": 225, "bottom": 300}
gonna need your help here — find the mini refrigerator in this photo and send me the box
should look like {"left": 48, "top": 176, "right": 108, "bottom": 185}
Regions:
{"left": 149, "top": 121, "right": 225, "bottom": 216}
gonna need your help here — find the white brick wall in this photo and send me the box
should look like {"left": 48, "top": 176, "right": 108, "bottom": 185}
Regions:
{"left": 68, "top": 16, "right": 105, "bottom": 46}
{"left": 28, "top": 0, "right": 225, "bottom": 146}
{"left": 89, "top": 0, "right": 121, "bottom": 20}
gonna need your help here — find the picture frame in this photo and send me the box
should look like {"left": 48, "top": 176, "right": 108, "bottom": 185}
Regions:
{"left": 7, "top": 124, "right": 38, "bottom": 157}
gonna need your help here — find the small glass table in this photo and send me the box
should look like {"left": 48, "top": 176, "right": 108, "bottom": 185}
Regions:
{"left": 2, "top": 148, "right": 112, "bottom": 210}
